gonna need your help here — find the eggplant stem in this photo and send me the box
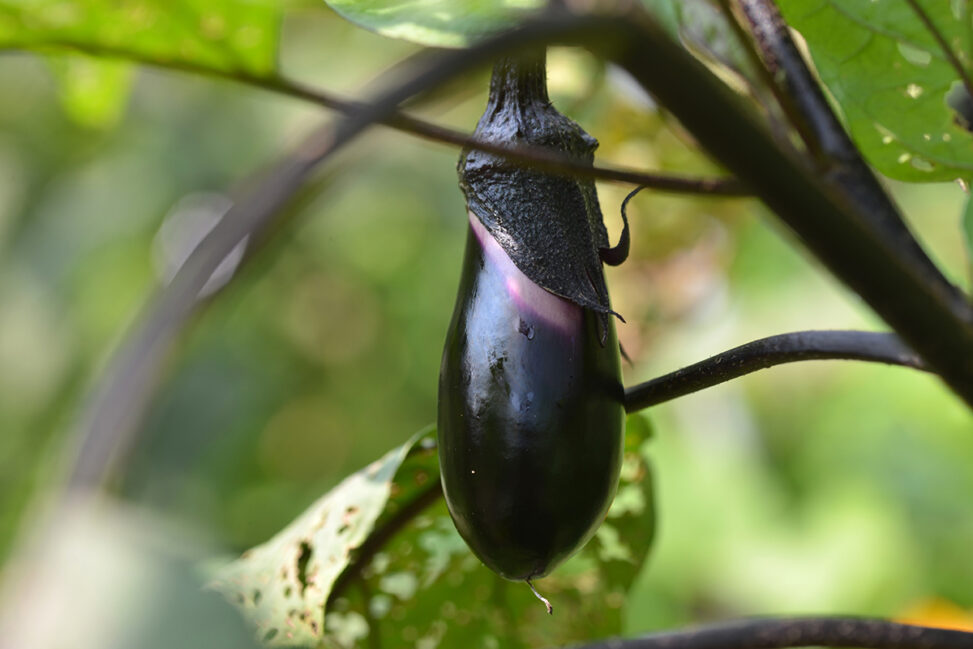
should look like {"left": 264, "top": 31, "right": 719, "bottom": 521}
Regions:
{"left": 601, "top": 184, "right": 639, "bottom": 266}
{"left": 526, "top": 579, "right": 554, "bottom": 615}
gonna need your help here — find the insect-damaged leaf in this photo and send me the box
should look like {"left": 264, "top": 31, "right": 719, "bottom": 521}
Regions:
{"left": 329, "top": 415, "right": 654, "bottom": 649}
{"left": 459, "top": 54, "right": 618, "bottom": 331}
{"left": 779, "top": 0, "right": 973, "bottom": 182}
{"left": 208, "top": 428, "right": 437, "bottom": 647}
{"left": 210, "top": 416, "right": 655, "bottom": 647}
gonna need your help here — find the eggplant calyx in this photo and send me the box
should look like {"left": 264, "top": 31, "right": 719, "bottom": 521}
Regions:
{"left": 458, "top": 50, "right": 620, "bottom": 337}
{"left": 600, "top": 182, "right": 643, "bottom": 266}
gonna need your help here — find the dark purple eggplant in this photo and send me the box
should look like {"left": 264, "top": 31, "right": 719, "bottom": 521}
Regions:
{"left": 437, "top": 53, "right": 626, "bottom": 585}
{"left": 438, "top": 213, "right": 624, "bottom": 581}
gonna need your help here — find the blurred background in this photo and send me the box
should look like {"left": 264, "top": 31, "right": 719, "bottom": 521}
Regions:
{"left": 0, "top": 2, "right": 971, "bottom": 642}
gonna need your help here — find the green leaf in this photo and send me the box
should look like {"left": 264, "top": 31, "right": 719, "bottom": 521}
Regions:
{"left": 208, "top": 428, "right": 434, "bottom": 647}
{"left": 639, "top": 0, "right": 681, "bottom": 37}
{"left": 48, "top": 56, "right": 134, "bottom": 128}
{"left": 321, "top": 0, "right": 544, "bottom": 48}
{"left": 586, "top": 413, "right": 656, "bottom": 594}
{"left": 779, "top": 0, "right": 973, "bottom": 182}
{"left": 212, "top": 415, "right": 656, "bottom": 647}
{"left": 0, "top": 0, "right": 281, "bottom": 76}
{"left": 639, "top": 0, "right": 762, "bottom": 94}
{"left": 334, "top": 415, "right": 655, "bottom": 648}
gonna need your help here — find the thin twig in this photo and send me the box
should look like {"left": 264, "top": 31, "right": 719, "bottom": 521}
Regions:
{"left": 903, "top": 0, "right": 973, "bottom": 103}
{"left": 8, "top": 43, "right": 747, "bottom": 196}
{"left": 624, "top": 331, "right": 926, "bottom": 412}
{"left": 571, "top": 617, "right": 973, "bottom": 649}
{"left": 725, "top": 0, "right": 964, "bottom": 308}
{"left": 246, "top": 73, "right": 747, "bottom": 195}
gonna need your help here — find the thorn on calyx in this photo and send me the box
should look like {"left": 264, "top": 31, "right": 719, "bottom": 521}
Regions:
{"left": 526, "top": 578, "right": 553, "bottom": 615}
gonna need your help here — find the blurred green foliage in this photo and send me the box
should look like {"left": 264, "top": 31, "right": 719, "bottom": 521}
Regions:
{"left": 0, "top": 2, "right": 971, "bottom": 647}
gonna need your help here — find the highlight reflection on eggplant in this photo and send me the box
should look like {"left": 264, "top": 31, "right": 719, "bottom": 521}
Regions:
{"left": 437, "top": 51, "right": 627, "bottom": 590}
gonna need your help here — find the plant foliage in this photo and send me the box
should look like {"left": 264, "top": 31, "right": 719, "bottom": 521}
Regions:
{"left": 210, "top": 416, "right": 655, "bottom": 647}
{"left": 779, "top": 0, "right": 973, "bottom": 181}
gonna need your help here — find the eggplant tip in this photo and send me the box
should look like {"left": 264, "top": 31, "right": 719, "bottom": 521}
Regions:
{"left": 526, "top": 578, "right": 553, "bottom": 615}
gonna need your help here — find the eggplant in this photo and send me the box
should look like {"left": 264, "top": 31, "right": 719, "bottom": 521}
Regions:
{"left": 437, "top": 52, "right": 626, "bottom": 586}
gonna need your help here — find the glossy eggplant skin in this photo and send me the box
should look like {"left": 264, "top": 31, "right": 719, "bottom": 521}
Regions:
{"left": 438, "top": 213, "right": 625, "bottom": 581}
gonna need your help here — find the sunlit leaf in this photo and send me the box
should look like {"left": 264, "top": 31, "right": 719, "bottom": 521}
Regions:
{"left": 779, "top": 0, "right": 973, "bottom": 181}
{"left": 212, "top": 414, "right": 655, "bottom": 647}
{"left": 962, "top": 193, "right": 973, "bottom": 286}
{"left": 47, "top": 56, "right": 133, "bottom": 128}
{"left": 332, "top": 414, "right": 655, "bottom": 648}
{"left": 208, "top": 428, "right": 434, "bottom": 647}
{"left": 321, "top": 0, "right": 544, "bottom": 48}
{"left": 0, "top": 0, "right": 280, "bottom": 76}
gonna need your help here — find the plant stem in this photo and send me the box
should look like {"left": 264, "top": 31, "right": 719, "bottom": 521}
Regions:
{"left": 624, "top": 331, "right": 926, "bottom": 413}
{"left": 16, "top": 44, "right": 746, "bottom": 196}
{"left": 724, "top": 0, "right": 964, "bottom": 308}
{"left": 572, "top": 617, "right": 973, "bottom": 649}
{"left": 589, "top": 7, "right": 973, "bottom": 405}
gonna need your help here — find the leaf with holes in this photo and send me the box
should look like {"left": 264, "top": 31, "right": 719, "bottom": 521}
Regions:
{"left": 207, "top": 428, "right": 437, "bottom": 647}
{"left": 326, "top": 413, "right": 655, "bottom": 648}
{"left": 320, "top": 0, "right": 544, "bottom": 48}
{"left": 779, "top": 0, "right": 973, "bottom": 181}
{"left": 0, "top": 0, "right": 280, "bottom": 76}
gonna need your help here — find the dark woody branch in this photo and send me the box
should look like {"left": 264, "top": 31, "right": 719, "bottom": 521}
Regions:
{"left": 572, "top": 617, "right": 973, "bottom": 649}
{"left": 624, "top": 330, "right": 926, "bottom": 412}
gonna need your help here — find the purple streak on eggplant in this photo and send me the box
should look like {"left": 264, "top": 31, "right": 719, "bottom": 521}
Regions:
{"left": 458, "top": 52, "right": 619, "bottom": 341}
{"left": 437, "top": 212, "right": 625, "bottom": 581}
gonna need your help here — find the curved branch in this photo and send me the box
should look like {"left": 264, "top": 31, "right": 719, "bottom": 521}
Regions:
{"left": 573, "top": 617, "right": 973, "bottom": 649}
{"left": 590, "top": 7, "right": 973, "bottom": 405}
{"left": 14, "top": 43, "right": 746, "bottom": 197}
{"left": 724, "top": 0, "right": 964, "bottom": 308}
{"left": 624, "top": 331, "right": 926, "bottom": 412}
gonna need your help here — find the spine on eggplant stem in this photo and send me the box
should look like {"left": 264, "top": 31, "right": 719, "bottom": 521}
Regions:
{"left": 438, "top": 50, "right": 628, "bottom": 612}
